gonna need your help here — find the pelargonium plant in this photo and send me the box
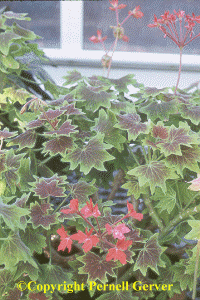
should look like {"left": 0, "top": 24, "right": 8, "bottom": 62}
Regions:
{"left": 1, "top": 2, "right": 200, "bottom": 300}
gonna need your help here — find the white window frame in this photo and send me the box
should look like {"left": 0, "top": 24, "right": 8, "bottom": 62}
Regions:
{"left": 43, "top": 1, "right": 200, "bottom": 70}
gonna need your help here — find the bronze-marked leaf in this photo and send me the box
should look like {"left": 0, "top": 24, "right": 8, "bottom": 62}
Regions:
{"left": 5, "top": 288, "right": 21, "bottom": 300}
{"left": 115, "top": 113, "right": 148, "bottom": 141}
{"left": 67, "top": 181, "right": 98, "bottom": 203}
{"left": 33, "top": 178, "right": 65, "bottom": 198}
{"left": 3, "top": 11, "right": 30, "bottom": 20}
{"left": 39, "top": 264, "right": 72, "bottom": 285}
{"left": 0, "top": 269, "right": 13, "bottom": 296}
{"left": 21, "top": 226, "right": 47, "bottom": 254}
{"left": 8, "top": 129, "right": 36, "bottom": 149}
{"left": 92, "top": 109, "right": 126, "bottom": 151}
{"left": 30, "top": 202, "right": 57, "bottom": 229}
{"left": 140, "top": 99, "right": 177, "bottom": 121}
{"left": 63, "top": 134, "right": 114, "bottom": 174}
{"left": 165, "top": 145, "right": 200, "bottom": 176}
{"left": 128, "top": 161, "right": 178, "bottom": 194}
{"left": 39, "top": 109, "right": 63, "bottom": 120}
{"left": 96, "top": 291, "right": 135, "bottom": 300}
{"left": 43, "top": 136, "right": 73, "bottom": 155}
{"left": 60, "top": 103, "right": 83, "bottom": 115}
{"left": 45, "top": 120, "right": 77, "bottom": 136}
{"left": 14, "top": 261, "right": 39, "bottom": 281}
{"left": 63, "top": 70, "right": 82, "bottom": 85}
{"left": 152, "top": 124, "right": 168, "bottom": 139}
{"left": 156, "top": 123, "right": 198, "bottom": 156}
{"left": 97, "top": 74, "right": 137, "bottom": 93}
{"left": 0, "top": 129, "right": 17, "bottom": 139}
{"left": 13, "top": 22, "right": 39, "bottom": 40}
{"left": 29, "top": 292, "right": 48, "bottom": 300}
{"left": 75, "top": 84, "right": 115, "bottom": 111}
{"left": 78, "top": 252, "right": 117, "bottom": 283}
{"left": 27, "top": 119, "right": 45, "bottom": 129}
{"left": 134, "top": 234, "right": 165, "bottom": 275}
{"left": 179, "top": 104, "right": 200, "bottom": 125}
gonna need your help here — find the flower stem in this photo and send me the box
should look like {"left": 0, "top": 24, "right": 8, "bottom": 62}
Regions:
{"left": 78, "top": 212, "right": 99, "bottom": 234}
{"left": 192, "top": 240, "right": 200, "bottom": 300}
{"left": 174, "top": 47, "right": 183, "bottom": 95}
{"left": 107, "top": 34, "right": 118, "bottom": 78}
{"left": 143, "top": 194, "right": 164, "bottom": 230}
{"left": 53, "top": 193, "right": 71, "bottom": 213}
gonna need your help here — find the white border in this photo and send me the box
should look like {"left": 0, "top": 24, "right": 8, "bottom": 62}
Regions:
{"left": 43, "top": 1, "right": 200, "bottom": 68}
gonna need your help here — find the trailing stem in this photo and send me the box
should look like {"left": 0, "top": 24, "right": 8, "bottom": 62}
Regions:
{"left": 192, "top": 240, "right": 200, "bottom": 300}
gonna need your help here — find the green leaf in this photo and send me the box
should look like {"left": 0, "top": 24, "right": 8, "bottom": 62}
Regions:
{"left": 18, "top": 158, "right": 35, "bottom": 191}
{"left": 184, "top": 220, "right": 200, "bottom": 240}
{"left": 0, "top": 231, "right": 37, "bottom": 269}
{"left": 121, "top": 175, "right": 141, "bottom": 199}
{"left": 39, "top": 264, "right": 72, "bottom": 287}
{"left": 151, "top": 183, "right": 176, "bottom": 213}
{"left": 128, "top": 161, "right": 178, "bottom": 194}
{"left": 179, "top": 104, "right": 200, "bottom": 125}
{"left": 1, "top": 87, "right": 31, "bottom": 104}
{"left": 0, "top": 269, "right": 13, "bottom": 296}
{"left": 92, "top": 109, "right": 126, "bottom": 151}
{"left": 165, "top": 145, "right": 200, "bottom": 176}
{"left": 0, "top": 32, "right": 21, "bottom": 55}
{"left": 63, "top": 133, "right": 114, "bottom": 175}
{"left": 98, "top": 74, "right": 137, "bottom": 93}
{"left": 140, "top": 99, "right": 177, "bottom": 121}
{"left": 78, "top": 252, "right": 117, "bottom": 284}
{"left": 156, "top": 122, "right": 199, "bottom": 157}
{"left": 96, "top": 291, "right": 136, "bottom": 300}
{"left": 4, "top": 287, "right": 21, "bottom": 300}
{"left": 0, "top": 198, "right": 29, "bottom": 231}
{"left": 14, "top": 261, "right": 39, "bottom": 281}
{"left": 3, "top": 11, "right": 31, "bottom": 21}
{"left": 115, "top": 113, "right": 148, "bottom": 141}
{"left": 21, "top": 226, "right": 47, "bottom": 254}
{"left": 75, "top": 84, "right": 115, "bottom": 111}
{"left": 12, "top": 22, "right": 39, "bottom": 40}
{"left": 67, "top": 180, "right": 98, "bottom": 204}
{"left": 133, "top": 234, "right": 165, "bottom": 276}
{"left": 172, "top": 264, "right": 193, "bottom": 290}
{"left": 1, "top": 54, "right": 19, "bottom": 69}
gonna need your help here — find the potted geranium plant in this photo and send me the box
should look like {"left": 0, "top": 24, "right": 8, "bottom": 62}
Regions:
{"left": 0, "top": 2, "right": 200, "bottom": 300}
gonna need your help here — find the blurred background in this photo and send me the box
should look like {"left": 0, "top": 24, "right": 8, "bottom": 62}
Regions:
{"left": 1, "top": 0, "right": 200, "bottom": 89}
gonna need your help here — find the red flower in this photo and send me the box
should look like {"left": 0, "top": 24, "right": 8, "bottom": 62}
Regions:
{"left": 174, "top": 9, "right": 185, "bottom": 19}
{"left": 122, "top": 35, "right": 129, "bottom": 42}
{"left": 105, "top": 223, "right": 130, "bottom": 239}
{"left": 127, "top": 201, "right": 143, "bottom": 221}
{"left": 71, "top": 228, "right": 99, "bottom": 252}
{"left": 61, "top": 198, "right": 79, "bottom": 215}
{"left": 80, "top": 198, "right": 101, "bottom": 218}
{"left": 106, "top": 239, "right": 132, "bottom": 264}
{"left": 89, "top": 30, "right": 107, "bottom": 44}
{"left": 128, "top": 6, "right": 144, "bottom": 19}
{"left": 57, "top": 225, "right": 73, "bottom": 252}
{"left": 109, "top": 0, "right": 127, "bottom": 11}
{"left": 148, "top": 14, "right": 162, "bottom": 28}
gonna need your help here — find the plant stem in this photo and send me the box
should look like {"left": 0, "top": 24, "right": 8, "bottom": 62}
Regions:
{"left": 107, "top": 34, "right": 118, "bottom": 78}
{"left": 127, "top": 145, "right": 140, "bottom": 166}
{"left": 159, "top": 203, "right": 200, "bottom": 242}
{"left": 107, "top": 169, "right": 125, "bottom": 201}
{"left": 142, "top": 145, "right": 148, "bottom": 164}
{"left": 143, "top": 194, "right": 164, "bottom": 230}
{"left": 174, "top": 47, "right": 183, "bottom": 95}
{"left": 49, "top": 234, "right": 52, "bottom": 265}
{"left": 156, "top": 153, "right": 165, "bottom": 161}
{"left": 192, "top": 240, "right": 200, "bottom": 300}
{"left": 53, "top": 193, "right": 71, "bottom": 213}
{"left": 78, "top": 212, "right": 99, "bottom": 235}
{"left": 148, "top": 146, "right": 151, "bottom": 162}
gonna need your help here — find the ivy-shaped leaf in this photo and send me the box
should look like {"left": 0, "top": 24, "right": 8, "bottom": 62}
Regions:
{"left": 92, "top": 109, "right": 126, "bottom": 151}
{"left": 0, "top": 129, "right": 17, "bottom": 139}
{"left": 1, "top": 54, "right": 19, "bottom": 69}
{"left": 151, "top": 184, "right": 176, "bottom": 213}
{"left": 184, "top": 220, "right": 200, "bottom": 240}
{"left": 39, "top": 109, "right": 63, "bottom": 120}
{"left": 172, "top": 264, "right": 193, "bottom": 291}
{"left": 68, "top": 259, "right": 88, "bottom": 285}
{"left": 29, "top": 202, "right": 58, "bottom": 229}
{"left": 60, "top": 103, "right": 84, "bottom": 116}
{"left": 179, "top": 104, "right": 200, "bottom": 125}
{"left": 156, "top": 122, "right": 199, "bottom": 156}
{"left": 133, "top": 234, "right": 165, "bottom": 276}
{"left": 96, "top": 291, "right": 135, "bottom": 300}
{"left": 39, "top": 264, "right": 72, "bottom": 286}
{"left": 67, "top": 180, "right": 98, "bottom": 204}
{"left": 3, "top": 11, "right": 30, "bottom": 20}
{"left": 28, "top": 292, "right": 49, "bottom": 300}
{"left": 43, "top": 136, "right": 73, "bottom": 155}
{"left": 63, "top": 133, "right": 114, "bottom": 174}
{"left": 8, "top": 130, "right": 36, "bottom": 150}
{"left": 140, "top": 99, "right": 177, "bottom": 121}
{"left": 14, "top": 261, "right": 39, "bottom": 281}
{"left": 0, "top": 198, "right": 29, "bottom": 230}
{"left": 0, "top": 269, "right": 13, "bottom": 296}
{"left": 165, "top": 145, "right": 200, "bottom": 176}
{"left": 78, "top": 252, "right": 117, "bottom": 284}
{"left": 33, "top": 177, "right": 65, "bottom": 198}
{"left": 0, "top": 231, "right": 37, "bottom": 269}
{"left": 97, "top": 74, "right": 137, "bottom": 93}
{"left": 63, "top": 70, "right": 83, "bottom": 85}
{"left": 12, "top": 22, "right": 39, "bottom": 40}
{"left": 115, "top": 113, "right": 148, "bottom": 141}
{"left": 0, "top": 32, "right": 21, "bottom": 55}
{"left": 128, "top": 161, "right": 178, "bottom": 194}
{"left": 21, "top": 226, "right": 47, "bottom": 254}
{"left": 27, "top": 119, "right": 45, "bottom": 129}
{"left": 45, "top": 120, "right": 77, "bottom": 136}
{"left": 121, "top": 175, "right": 141, "bottom": 199}
{"left": 1, "top": 87, "right": 31, "bottom": 104}
{"left": 75, "top": 84, "right": 115, "bottom": 111}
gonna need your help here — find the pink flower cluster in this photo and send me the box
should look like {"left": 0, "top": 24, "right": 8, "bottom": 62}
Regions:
{"left": 148, "top": 10, "right": 200, "bottom": 48}
{"left": 57, "top": 198, "right": 143, "bottom": 264}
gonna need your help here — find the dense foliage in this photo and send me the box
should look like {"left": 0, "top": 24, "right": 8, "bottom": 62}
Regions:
{"left": 1, "top": 5, "right": 200, "bottom": 300}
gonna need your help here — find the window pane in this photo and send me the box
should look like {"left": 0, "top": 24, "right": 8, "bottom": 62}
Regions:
{"left": 0, "top": 1, "right": 60, "bottom": 48}
{"left": 83, "top": 0, "right": 200, "bottom": 55}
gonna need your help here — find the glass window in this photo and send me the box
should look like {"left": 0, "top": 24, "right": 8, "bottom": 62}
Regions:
{"left": 83, "top": 0, "right": 200, "bottom": 55}
{"left": 0, "top": 1, "right": 60, "bottom": 48}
